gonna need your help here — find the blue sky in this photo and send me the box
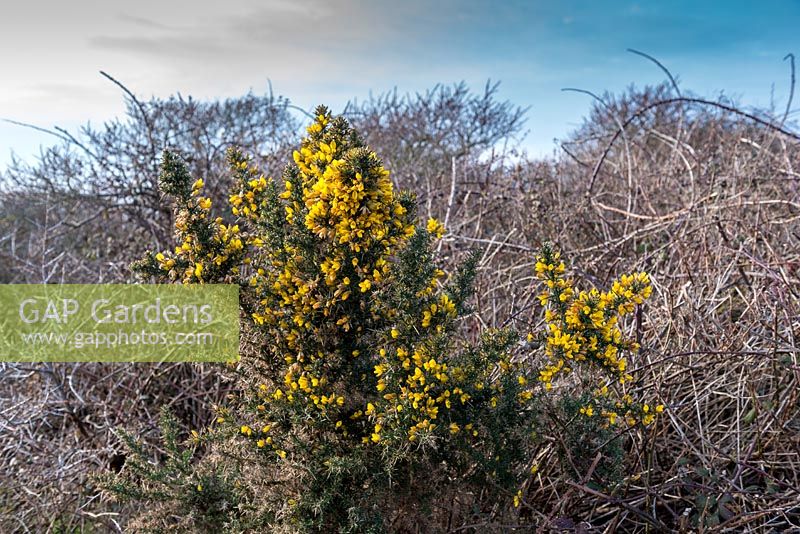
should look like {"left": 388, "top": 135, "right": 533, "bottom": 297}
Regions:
{"left": 1, "top": 0, "right": 798, "bottom": 170}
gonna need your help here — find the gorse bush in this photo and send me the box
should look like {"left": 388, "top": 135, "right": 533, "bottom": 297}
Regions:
{"left": 108, "top": 107, "right": 660, "bottom": 532}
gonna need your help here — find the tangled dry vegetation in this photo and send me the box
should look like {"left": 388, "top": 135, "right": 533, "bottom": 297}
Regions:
{"left": 1, "top": 77, "right": 799, "bottom": 532}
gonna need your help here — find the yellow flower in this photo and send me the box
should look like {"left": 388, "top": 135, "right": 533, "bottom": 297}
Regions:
{"left": 426, "top": 217, "right": 445, "bottom": 238}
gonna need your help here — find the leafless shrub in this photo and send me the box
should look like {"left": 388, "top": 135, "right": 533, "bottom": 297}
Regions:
{"left": 346, "top": 81, "right": 527, "bottom": 208}
{"left": 3, "top": 84, "right": 299, "bottom": 282}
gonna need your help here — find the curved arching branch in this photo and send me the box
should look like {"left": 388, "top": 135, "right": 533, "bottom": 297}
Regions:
{"left": 587, "top": 96, "right": 800, "bottom": 194}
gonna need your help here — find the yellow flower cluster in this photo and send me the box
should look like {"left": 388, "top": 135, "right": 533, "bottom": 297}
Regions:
{"left": 533, "top": 243, "right": 661, "bottom": 426}
{"left": 421, "top": 294, "right": 456, "bottom": 330}
{"left": 229, "top": 169, "right": 269, "bottom": 223}
{"left": 243, "top": 111, "right": 416, "bottom": 342}
{"left": 360, "top": 325, "right": 531, "bottom": 447}
{"left": 426, "top": 217, "right": 445, "bottom": 239}
{"left": 151, "top": 177, "right": 245, "bottom": 284}
{"left": 227, "top": 108, "right": 445, "bottom": 451}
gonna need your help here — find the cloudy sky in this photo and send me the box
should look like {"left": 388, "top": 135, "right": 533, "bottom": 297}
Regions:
{"left": 1, "top": 0, "right": 798, "bottom": 169}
